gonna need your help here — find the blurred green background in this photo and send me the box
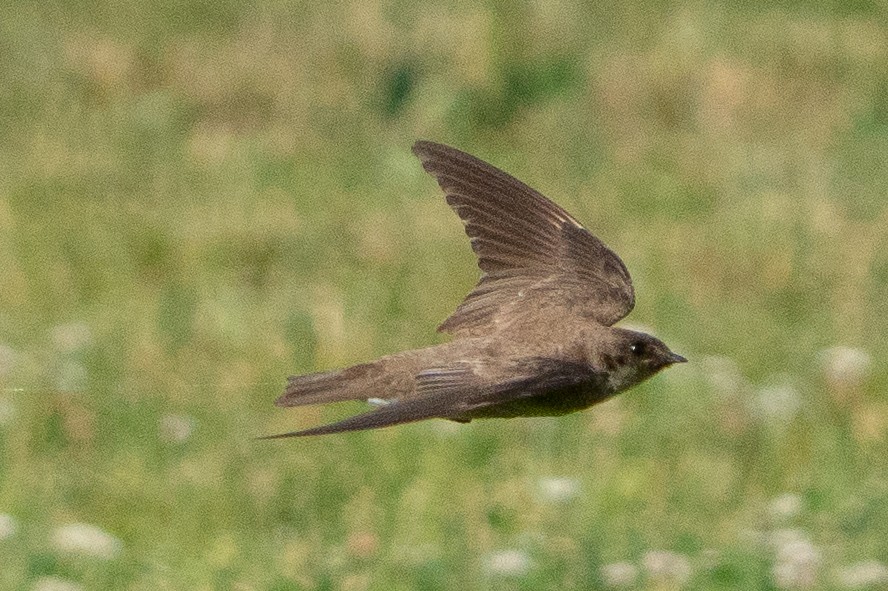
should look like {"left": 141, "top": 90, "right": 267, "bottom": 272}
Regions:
{"left": 2, "top": 1, "right": 887, "bottom": 589}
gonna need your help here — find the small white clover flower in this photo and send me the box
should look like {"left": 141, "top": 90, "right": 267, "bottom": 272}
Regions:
{"left": 483, "top": 549, "right": 532, "bottom": 577}
{"left": 601, "top": 561, "right": 638, "bottom": 587}
{"left": 50, "top": 323, "right": 93, "bottom": 353}
{"left": 51, "top": 522, "right": 122, "bottom": 559}
{"left": 755, "top": 378, "right": 801, "bottom": 423}
{"left": 32, "top": 576, "right": 83, "bottom": 591}
{"left": 768, "top": 493, "right": 803, "bottom": 521}
{"left": 642, "top": 550, "right": 692, "bottom": 585}
{"left": 536, "top": 476, "right": 581, "bottom": 503}
{"left": 54, "top": 360, "right": 87, "bottom": 392}
{"left": 820, "top": 346, "right": 871, "bottom": 388}
{"left": 0, "top": 397, "right": 16, "bottom": 426}
{"left": 159, "top": 414, "right": 194, "bottom": 443}
{"left": 701, "top": 355, "right": 748, "bottom": 397}
{"left": 835, "top": 560, "right": 888, "bottom": 589}
{"left": 770, "top": 529, "right": 820, "bottom": 589}
{"left": 0, "top": 344, "right": 16, "bottom": 377}
{"left": 0, "top": 513, "right": 18, "bottom": 540}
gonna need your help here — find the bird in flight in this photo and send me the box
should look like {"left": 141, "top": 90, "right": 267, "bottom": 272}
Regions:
{"left": 262, "top": 141, "right": 685, "bottom": 438}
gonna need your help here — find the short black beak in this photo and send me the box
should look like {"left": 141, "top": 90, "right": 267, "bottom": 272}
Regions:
{"left": 667, "top": 352, "right": 688, "bottom": 364}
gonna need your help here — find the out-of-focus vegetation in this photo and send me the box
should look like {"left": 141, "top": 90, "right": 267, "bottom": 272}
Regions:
{"left": 1, "top": 1, "right": 887, "bottom": 589}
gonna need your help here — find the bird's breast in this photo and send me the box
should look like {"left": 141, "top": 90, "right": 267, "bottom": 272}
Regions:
{"left": 463, "top": 378, "right": 613, "bottom": 420}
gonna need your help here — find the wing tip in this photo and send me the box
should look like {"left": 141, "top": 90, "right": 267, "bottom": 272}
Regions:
{"left": 412, "top": 139, "right": 439, "bottom": 158}
{"left": 255, "top": 431, "right": 302, "bottom": 440}
{"left": 257, "top": 421, "right": 354, "bottom": 439}
{"left": 256, "top": 427, "right": 327, "bottom": 440}
{"left": 413, "top": 140, "right": 471, "bottom": 166}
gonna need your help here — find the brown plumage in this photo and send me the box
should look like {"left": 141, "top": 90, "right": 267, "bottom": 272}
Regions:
{"left": 262, "top": 141, "right": 685, "bottom": 438}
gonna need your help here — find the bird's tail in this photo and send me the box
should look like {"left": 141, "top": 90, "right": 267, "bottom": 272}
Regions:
{"left": 274, "top": 362, "right": 382, "bottom": 407}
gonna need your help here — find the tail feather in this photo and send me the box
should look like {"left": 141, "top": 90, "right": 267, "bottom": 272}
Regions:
{"left": 275, "top": 362, "right": 380, "bottom": 407}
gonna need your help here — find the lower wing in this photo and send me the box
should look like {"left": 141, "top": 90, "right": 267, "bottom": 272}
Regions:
{"left": 259, "top": 358, "right": 599, "bottom": 438}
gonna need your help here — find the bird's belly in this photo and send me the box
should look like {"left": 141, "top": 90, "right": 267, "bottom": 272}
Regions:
{"left": 462, "top": 382, "right": 615, "bottom": 420}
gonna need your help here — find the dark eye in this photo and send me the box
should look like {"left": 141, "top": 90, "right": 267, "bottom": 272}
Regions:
{"left": 629, "top": 341, "right": 645, "bottom": 356}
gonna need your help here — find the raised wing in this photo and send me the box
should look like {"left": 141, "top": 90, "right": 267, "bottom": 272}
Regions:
{"left": 412, "top": 141, "right": 634, "bottom": 336}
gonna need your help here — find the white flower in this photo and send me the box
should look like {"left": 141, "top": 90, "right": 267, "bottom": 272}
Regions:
{"left": 536, "top": 477, "right": 580, "bottom": 503}
{"left": 0, "top": 344, "right": 16, "bottom": 377}
{"left": 770, "top": 529, "right": 820, "bottom": 589}
{"left": 835, "top": 560, "right": 888, "bottom": 589}
{"left": 755, "top": 378, "right": 801, "bottom": 422}
{"left": 768, "top": 493, "right": 803, "bottom": 521}
{"left": 484, "top": 549, "right": 532, "bottom": 577}
{"left": 701, "top": 355, "right": 748, "bottom": 397}
{"left": 770, "top": 528, "right": 807, "bottom": 548}
{"left": 32, "top": 576, "right": 83, "bottom": 591}
{"left": 0, "top": 513, "right": 18, "bottom": 540}
{"left": 51, "top": 522, "right": 122, "bottom": 559}
{"left": 50, "top": 323, "right": 93, "bottom": 353}
{"left": 54, "top": 360, "right": 87, "bottom": 392}
{"left": 601, "top": 561, "right": 638, "bottom": 587}
{"left": 820, "top": 346, "right": 871, "bottom": 388}
{"left": 159, "top": 414, "right": 194, "bottom": 443}
{"left": 0, "top": 397, "right": 16, "bottom": 426}
{"left": 642, "top": 550, "right": 692, "bottom": 585}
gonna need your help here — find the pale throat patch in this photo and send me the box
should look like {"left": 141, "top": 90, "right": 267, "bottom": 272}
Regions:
{"left": 606, "top": 362, "right": 644, "bottom": 392}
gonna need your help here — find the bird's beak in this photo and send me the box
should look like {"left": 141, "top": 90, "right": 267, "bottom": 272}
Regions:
{"left": 668, "top": 352, "right": 688, "bottom": 364}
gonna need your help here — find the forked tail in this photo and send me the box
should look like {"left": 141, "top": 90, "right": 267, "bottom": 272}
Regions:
{"left": 275, "top": 362, "right": 381, "bottom": 407}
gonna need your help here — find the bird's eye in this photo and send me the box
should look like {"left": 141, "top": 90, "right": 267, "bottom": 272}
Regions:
{"left": 629, "top": 342, "right": 645, "bottom": 356}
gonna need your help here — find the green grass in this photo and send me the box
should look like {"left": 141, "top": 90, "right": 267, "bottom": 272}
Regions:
{"left": 2, "top": 1, "right": 888, "bottom": 589}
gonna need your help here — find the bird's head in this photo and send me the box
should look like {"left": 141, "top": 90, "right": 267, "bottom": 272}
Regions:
{"left": 600, "top": 328, "right": 686, "bottom": 391}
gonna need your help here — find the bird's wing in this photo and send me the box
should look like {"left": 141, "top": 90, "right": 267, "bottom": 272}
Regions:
{"left": 412, "top": 140, "right": 634, "bottom": 336}
{"left": 259, "top": 358, "right": 599, "bottom": 438}
{"left": 259, "top": 363, "right": 482, "bottom": 438}
{"left": 258, "top": 388, "right": 471, "bottom": 437}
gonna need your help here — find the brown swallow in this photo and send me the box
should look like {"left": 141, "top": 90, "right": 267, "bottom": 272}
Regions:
{"left": 262, "top": 141, "right": 686, "bottom": 438}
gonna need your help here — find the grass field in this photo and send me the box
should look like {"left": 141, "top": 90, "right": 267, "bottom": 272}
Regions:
{"left": 2, "top": 1, "right": 888, "bottom": 589}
